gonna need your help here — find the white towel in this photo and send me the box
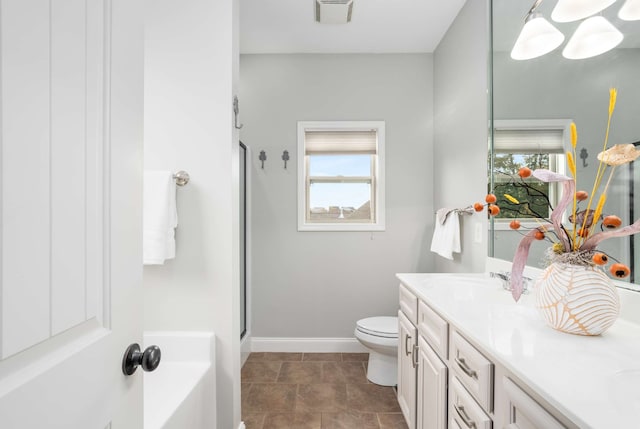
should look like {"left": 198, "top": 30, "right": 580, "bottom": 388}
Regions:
{"left": 430, "top": 208, "right": 461, "bottom": 260}
{"left": 143, "top": 170, "right": 178, "bottom": 265}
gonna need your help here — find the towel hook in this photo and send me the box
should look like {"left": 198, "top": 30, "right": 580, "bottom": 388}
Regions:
{"left": 233, "top": 96, "right": 243, "bottom": 129}
{"left": 580, "top": 148, "right": 588, "bottom": 168}
{"left": 259, "top": 150, "right": 267, "bottom": 169}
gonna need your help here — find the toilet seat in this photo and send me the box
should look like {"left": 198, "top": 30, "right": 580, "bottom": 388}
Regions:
{"left": 356, "top": 316, "right": 398, "bottom": 339}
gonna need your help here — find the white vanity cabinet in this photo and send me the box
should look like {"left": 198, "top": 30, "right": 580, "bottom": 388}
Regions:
{"left": 447, "top": 329, "right": 494, "bottom": 429}
{"left": 397, "top": 276, "right": 576, "bottom": 429}
{"left": 398, "top": 310, "right": 418, "bottom": 428}
{"left": 450, "top": 331, "right": 493, "bottom": 413}
{"left": 398, "top": 284, "right": 451, "bottom": 429}
{"left": 502, "top": 377, "right": 565, "bottom": 429}
{"left": 398, "top": 284, "right": 419, "bottom": 428}
{"left": 449, "top": 377, "right": 492, "bottom": 429}
{"left": 417, "top": 336, "right": 447, "bottom": 429}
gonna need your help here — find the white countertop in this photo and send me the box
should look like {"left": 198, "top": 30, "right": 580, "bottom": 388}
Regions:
{"left": 396, "top": 272, "right": 640, "bottom": 429}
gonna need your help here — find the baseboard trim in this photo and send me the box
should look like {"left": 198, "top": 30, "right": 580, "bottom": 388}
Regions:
{"left": 240, "top": 333, "right": 251, "bottom": 366}
{"left": 250, "top": 337, "right": 368, "bottom": 353}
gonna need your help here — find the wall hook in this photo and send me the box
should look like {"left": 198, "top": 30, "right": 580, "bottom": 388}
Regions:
{"left": 233, "top": 96, "right": 243, "bottom": 129}
{"left": 580, "top": 148, "right": 589, "bottom": 168}
{"left": 282, "top": 150, "right": 290, "bottom": 169}
{"left": 259, "top": 150, "right": 267, "bottom": 169}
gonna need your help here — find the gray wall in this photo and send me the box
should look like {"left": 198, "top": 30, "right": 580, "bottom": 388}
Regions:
{"left": 433, "top": 0, "right": 490, "bottom": 273}
{"left": 240, "top": 54, "right": 434, "bottom": 338}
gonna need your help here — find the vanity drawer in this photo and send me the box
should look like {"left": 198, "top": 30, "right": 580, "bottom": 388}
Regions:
{"left": 399, "top": 283, "right": 418, "bottom": 325}
{"left": 450, "top": 376, "right": 492, "bottom": 429}
{"left": 503, "top": 377, "right": 566, "bottom": 429}
{"left": 451, "top": 331, "right": 493, "bottom": 412}
{"left": 418, "top": 300, "right": 448, "bottom": 359}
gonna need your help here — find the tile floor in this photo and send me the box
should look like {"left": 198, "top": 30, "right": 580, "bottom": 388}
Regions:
{"left": 241, "top": 352, "right": 409, "bottom": 429}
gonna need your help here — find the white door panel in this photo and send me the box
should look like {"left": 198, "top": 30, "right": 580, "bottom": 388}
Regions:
{"left": 1, "top": 0, "right": 107, "bottom": 360}
{"left": 0, "top": 0, "right": 144, "bottom": 427}
{"left": 1, "top": 0, "right": 52, "bottom": 357}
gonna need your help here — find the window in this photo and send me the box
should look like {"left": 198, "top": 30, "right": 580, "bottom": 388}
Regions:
{"left": 492, "top": 120, "right": 571, "bottom": 227}
{"left": 297, "top": 121, "right": 385, "bottom": 231}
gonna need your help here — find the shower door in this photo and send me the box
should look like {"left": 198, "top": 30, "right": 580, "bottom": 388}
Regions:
{"left": 240, "top": 142, "right": 247, "bottom": 339}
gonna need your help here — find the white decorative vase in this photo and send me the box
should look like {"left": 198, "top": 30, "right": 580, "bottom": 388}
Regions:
{"left": 535, "top": 262, "right": 620, "bottom": 336}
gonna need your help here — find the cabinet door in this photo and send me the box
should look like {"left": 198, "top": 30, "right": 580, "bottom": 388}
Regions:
{"left": 398, "top": 310, "right": 418, "bottom": 429}
{"left": 503, "top": 378, "right": 566, "bottom": 429}
{"left": 417, "top": 336, "right": 447, "bottom": 429}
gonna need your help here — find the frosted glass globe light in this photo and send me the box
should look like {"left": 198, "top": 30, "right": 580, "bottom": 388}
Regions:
{"left": 552, "top": 0, "right": 617, "bottom": 22}
{"left": 511, "top": 14, "right": 565, "bottom": 60}
{"left": 562, "top": 16, "right": 624, "bottom": 59}
{"left": 619, "top": 0, "right": 640, "bottom": 20}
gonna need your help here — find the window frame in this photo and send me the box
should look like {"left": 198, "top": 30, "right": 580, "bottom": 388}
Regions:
{"left": 492, "top": 119, "right": 572, "bottom": 230}
{"left": 297, "top": 121, "right": 386, "bottom": 232}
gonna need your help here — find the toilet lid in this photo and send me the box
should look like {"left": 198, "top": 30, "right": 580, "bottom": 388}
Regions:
{"left": 356, "top": 316, "right": 398, "bottom": 338}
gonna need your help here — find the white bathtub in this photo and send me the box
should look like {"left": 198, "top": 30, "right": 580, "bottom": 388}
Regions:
{"left": 143, "top": 331, "right": 216, "bottom": 429}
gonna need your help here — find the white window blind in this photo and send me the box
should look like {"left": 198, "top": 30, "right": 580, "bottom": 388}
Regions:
{"left": 494, "top": 129, "right": 564, "bottom": 154}
{"left": 304, "top": 130, "right": 377, "bottom": 155}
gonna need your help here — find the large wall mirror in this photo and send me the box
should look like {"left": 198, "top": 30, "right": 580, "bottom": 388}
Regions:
{"left": 490, "top": 0, "right": 640, "bottom": 291}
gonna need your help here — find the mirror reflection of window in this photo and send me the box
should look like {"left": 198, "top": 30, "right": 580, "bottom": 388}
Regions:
{"left": 492, "top": 121, "right": 568, "bottom": 223}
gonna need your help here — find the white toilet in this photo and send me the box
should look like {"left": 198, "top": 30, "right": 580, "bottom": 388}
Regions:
{"left": 354, "top": 316, "right": 398, "bottom": 386}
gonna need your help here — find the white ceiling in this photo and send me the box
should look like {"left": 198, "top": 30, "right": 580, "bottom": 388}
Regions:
{"left": 240, "top": 0, "right": 467, "bottom": 54}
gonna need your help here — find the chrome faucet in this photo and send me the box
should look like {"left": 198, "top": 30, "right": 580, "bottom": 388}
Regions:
{"left": 490, "top": 271, "right": 532, "bottom": 293}
{"left": 489, "top": 271, "right": 510, "bottom": 283}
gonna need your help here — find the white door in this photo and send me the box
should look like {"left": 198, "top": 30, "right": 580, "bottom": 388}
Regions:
{"left": 0, "top": 0, "right": 145, "bottom": 428}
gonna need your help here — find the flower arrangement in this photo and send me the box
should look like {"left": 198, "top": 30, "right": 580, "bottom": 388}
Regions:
{"left": 477, "top": 88, "right": 640, "bottom": 302}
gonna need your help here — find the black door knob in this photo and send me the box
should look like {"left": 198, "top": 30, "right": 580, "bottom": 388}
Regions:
{"left": 122, "top": 343, "right": 161, "bottom": 376}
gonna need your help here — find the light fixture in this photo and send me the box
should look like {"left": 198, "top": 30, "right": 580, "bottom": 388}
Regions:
{"left": 511, "top": 1, "right": 565, "bottom": 60}
{"left": 619, "top": 0, "right": 640, "bottom": 20}
{"left": 562, "top": 16, "right": 624, "bottom": 59}
{"left": 551, "top": 0, "right": 617, "bottom": 22}
{"left": 315, "top": 0, "right": 353, "bottom": 24}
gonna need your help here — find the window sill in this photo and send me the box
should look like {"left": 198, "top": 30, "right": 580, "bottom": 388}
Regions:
{"left": 298, "top": 222, "right": 385, "bottom": 232}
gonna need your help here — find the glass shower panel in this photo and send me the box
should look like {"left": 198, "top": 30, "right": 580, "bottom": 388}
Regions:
{"left": 240, "top": 142, "right": 247, "bottom": 339}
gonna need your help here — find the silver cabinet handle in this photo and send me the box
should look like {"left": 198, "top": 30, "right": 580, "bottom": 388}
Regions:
{"left": 454, "top": 404, "right": 477, "bottom": 429}
{"left": 405, "top": 334, "right": 412, "bottom": 356}
{"left": 455, "top": 357, "right": 478, "bottom": 379}
{"left": 411, "top": 344, "right": 419, "bottom": 368}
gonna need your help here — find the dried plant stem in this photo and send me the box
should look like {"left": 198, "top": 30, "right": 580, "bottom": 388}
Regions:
{"left": 570, "top": 150, "right": 578, "bottom": 250}
{"left": 587, "top": 166, "right": 616, "bottom": 237}
{"left": 602, "top": 165, "right": 617, "bottom": 198}
{"left": 570, "top": 123, "right": 579, "bottom": 251}
{"left": 553, "top": 179, "right": 575, "bottom": 252}
{"left": 582, "top": 217, "right": 640, "bottom": 251}
{"left": 579, "top": 103, "right": 615, "bottom": 248}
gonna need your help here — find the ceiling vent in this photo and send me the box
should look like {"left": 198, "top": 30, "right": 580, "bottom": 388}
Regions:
{"left": 315, "top": 0, "right": 353, "bottom": 24}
